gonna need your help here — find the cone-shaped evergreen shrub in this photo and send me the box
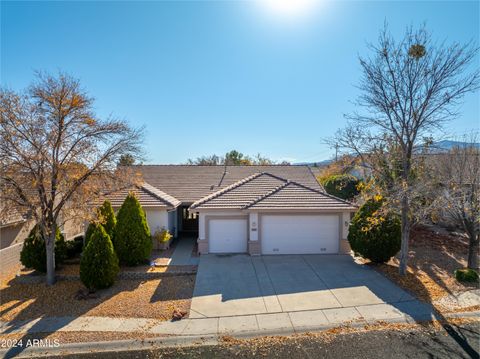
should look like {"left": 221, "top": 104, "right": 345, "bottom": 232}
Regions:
{"left": 84, "top": 200, "right": 117, "bottom": 245}
{"left": 80, "top": 224, "right": 119, "bottom": 289}
{"left": 348, "top": 197, "right": 401, "bottom": 263}
{"left": 98, "top": 200, "right": 116, "bottom": 238}
{"left": 84, "top": 222, "right": 95, "bottom": 245}
{"left": 113, "top": 193, "right": 152, "bottom": 265}
{"left": 20, "top": 225, "right": 66, "bottom": 272}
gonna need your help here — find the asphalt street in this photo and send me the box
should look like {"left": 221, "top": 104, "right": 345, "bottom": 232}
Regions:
{"left": 58, "top": 322, "right": 480, "bottom": 359}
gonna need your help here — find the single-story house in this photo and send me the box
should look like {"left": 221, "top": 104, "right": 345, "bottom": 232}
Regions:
{"left": 107, "top": 165, "right": 356, "bottom": 256}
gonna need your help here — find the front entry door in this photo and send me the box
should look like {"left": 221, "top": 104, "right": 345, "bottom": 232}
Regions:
{"left": 182, "top": 206, "right": 198, "bottom": 232}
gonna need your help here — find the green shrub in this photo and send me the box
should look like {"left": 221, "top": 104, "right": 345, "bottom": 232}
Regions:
{"left": 20, "top": 225, "right": 67, "bottom": 272}
{"left": 454, "top": 269, "right": 479, "bottom": 283}
{"left": 65, "top": 237, "right": 84, "bottom": 259}
{"left": 113, "top": 193, "right": 152, "bottom": 265}
{"left": 321, "top": 174, "right": 360, "bottom": 200}
{"left": 84, "top": 222, "right": 96, "bottom": 245}
{"left": 98, "top": 200, "right": 116, "bottom": 238}
{"left": 348, "top": 197, "right": 401, "bottom": 263}
{"left": 153, "top": 228, "right": 172, "bottom": 244}
{"left": 80, "top": 224, "right": 119, "bottom": 289}
{"left": 84, "top": 200, "right": 117, "bottom": 245}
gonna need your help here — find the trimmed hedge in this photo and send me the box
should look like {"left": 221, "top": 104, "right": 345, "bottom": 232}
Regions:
{"left": 20, "top": 225, "right": 67, "bottom": 272}
{"left": 348, "top": 198, "right": 401, "bottom": 263}
{"left": 80, "top": 224, "right": 119, "bottom": 289}
{"left": 113, "top": 193, "right": 152, "bottom": 266}
{"left": 454, "top": 269, "right": 479, "bottom": 283}
{"left": 321, "top": 174, "right": 360, "bottom": 200}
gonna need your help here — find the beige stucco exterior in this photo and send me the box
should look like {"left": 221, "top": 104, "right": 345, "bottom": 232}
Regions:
{"left": 195, "top": 209, "right": 354, "bottom": 256}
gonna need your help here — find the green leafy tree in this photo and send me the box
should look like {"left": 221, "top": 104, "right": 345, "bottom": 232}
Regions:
{"left": 113, "top": 193, "right": 152, "bottom": 265}
{"left": 117, "top": 154, "right": 135, "bottom": 166}
{"left": 224, "top": 150, "right": 252, "bottom": 165}
{"left": 321, "top": 174, "right": 360, "bottom": 200}
{"left": 20, "top": 225, "right": 66, "bottom": 272}
{"left": 80, "top": 224, "right": 119, "bottom": 289}
{"left": 348, "top": 197, "right": 401, "bottom": 263}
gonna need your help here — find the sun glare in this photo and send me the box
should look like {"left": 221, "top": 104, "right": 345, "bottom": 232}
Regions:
{"left": 259, "top": 0, "right": 317, "bottom": 18}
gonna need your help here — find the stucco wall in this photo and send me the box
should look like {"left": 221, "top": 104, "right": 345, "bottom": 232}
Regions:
{"left": 340, "top": 211, "right": 352, "bottom": 254}
{"left": 0, "top": 243, "right": 23, "bottom": 277}
{"left": 144, "top": 208, "right": 169, "bottom": 235}
{"left": 0, "top": 221, "right": 33, "bottom": 249}
{"left": 167, "top": 210, "right": 177, "bottom": 237}
{"left": 197, "top": 210, "right": 355, "bottom": 255}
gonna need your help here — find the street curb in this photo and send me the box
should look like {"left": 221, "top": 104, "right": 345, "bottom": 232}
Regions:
{"left": 1, "top": 310, "right": 478, "bottom": 358}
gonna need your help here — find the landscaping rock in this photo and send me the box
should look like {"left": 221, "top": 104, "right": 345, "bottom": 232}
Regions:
{"left": 74, "top": 288, "right": 100, "bottom": 300}
{"left": 172, "top": 309, "right": 187, "bottom": 321}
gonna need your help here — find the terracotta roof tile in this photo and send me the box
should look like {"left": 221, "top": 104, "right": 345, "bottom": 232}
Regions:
{"left": 104, "top": 182, "right": 180, "bottom": 209}
{"left": 190, "top": 173, "right": 287, "bottom": 210}
{"left": 244, "top": 181, "right": 356, "bottom": 211}
{"left": 189, "top": 173, "right": 356, "bottom": 212}
{"left": 130, "top": 165, "right": 322, "bottom": 203}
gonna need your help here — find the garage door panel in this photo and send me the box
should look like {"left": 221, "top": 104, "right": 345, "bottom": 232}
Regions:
{"left": 209, "top": 219, "right": 248, "bottom": 253}
{"left": 261, "top": 215, "right": 339, "bottom": 255}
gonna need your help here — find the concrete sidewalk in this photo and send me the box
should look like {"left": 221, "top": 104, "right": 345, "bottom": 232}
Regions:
{"left": 169, "top": 237, "right": 199, "bottom": 266}
{"left": 0, "top": 300, "right": 438, "bottom": 337}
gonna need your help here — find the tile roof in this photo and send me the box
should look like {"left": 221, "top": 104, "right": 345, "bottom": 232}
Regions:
{"left": 189, "top": 172, "right": 356, "bottom": 212}
{"left": 244, "top": 181, "right": 357, "bottom": 211}
{"left": 190, "top": 173, "right": 287, "bottom": 210}
{"left": 104, "top": 182, "right": 180, "bottom": 209}
{"left": 130, "top": 165, "right": 322, "bottom": 203}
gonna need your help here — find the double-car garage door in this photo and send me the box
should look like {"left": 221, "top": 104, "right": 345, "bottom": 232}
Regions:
{"left": 208, "top": 215, "right": 339, "bottom": 255}
{"left": 261, "top": 215, "right": 339, "bottom": 254}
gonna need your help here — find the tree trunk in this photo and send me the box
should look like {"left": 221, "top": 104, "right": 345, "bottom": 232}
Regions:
{"left": 399, "top": 194, "right": 410, "bottom": 276}
{"left": 46, "top": 230, "right": 56, "bottom": 286}
{"left": 467, "top": 235, "right": 479, "bottom": 270}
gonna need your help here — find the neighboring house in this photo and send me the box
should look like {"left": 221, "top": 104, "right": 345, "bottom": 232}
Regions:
{"left": 0, "top": 210, "right": 31, "bottom": 250}
{"left": 0, "top": 208, "right": 83, "bottom": 275}
{"left": 106, "top": 165, "right": 356, "bottom": 256}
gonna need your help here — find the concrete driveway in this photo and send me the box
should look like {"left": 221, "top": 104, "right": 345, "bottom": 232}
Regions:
{"left": 190, "top": 254, "right": 415, "bottom": 319}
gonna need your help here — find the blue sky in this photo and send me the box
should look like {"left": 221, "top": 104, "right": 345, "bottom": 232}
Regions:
{"left": 1, "top": 1, "right": 479, "bottom": 164}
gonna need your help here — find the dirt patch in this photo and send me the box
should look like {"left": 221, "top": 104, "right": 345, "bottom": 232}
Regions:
{"left": 54, "top": 263, "right": 197, "bottom": 276}
{"left": 365, "top": 225, "right": 478, "bottom": 312}
{"left": 0, "top": 275, "right": 195, "bottom": 322}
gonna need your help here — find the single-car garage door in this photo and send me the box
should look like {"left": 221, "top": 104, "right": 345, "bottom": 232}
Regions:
{"left": 209, "top": 218, "right": 248, "bottom": 253}
{"left": 261, "top": 215, "right": 339, "bottom": 255}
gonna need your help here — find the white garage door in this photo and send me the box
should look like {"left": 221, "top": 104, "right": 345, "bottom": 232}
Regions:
{"left": 261, "top": 215, "right": 339, "bottom": 255}
{"left": 209, "top": 219, "right": 248, "bottom": 253}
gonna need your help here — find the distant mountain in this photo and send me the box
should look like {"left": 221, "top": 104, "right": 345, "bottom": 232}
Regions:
{"left": 294, "top": 159, "right": 333, "bottom": 167}
{"left": 420, "top": 140, "right": 480, "bottom": 153}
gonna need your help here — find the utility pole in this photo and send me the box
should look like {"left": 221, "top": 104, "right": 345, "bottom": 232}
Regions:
{"left": 334, "top": 143, "right": 339, "bottom": 162}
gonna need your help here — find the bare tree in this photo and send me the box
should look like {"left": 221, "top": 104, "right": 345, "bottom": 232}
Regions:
{"left": 332, "top": 24, "right": 479, "bottom": 275}
{"left": 429, "top": 134, "right": 480, "bottom": 269}
{"left": 0, "top": 72, "right": 143, "bottom": 285}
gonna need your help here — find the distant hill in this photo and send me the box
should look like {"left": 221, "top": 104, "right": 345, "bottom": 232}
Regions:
{"left": 420, "top": 140, "right": 480, "bottom": 153}
{"left": 294, "top": 159, "right": 333, "bottom": 167}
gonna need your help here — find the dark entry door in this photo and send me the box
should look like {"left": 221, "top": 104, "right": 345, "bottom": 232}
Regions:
{"left": 181, "top": 206, "right": 198, "bottom": 231}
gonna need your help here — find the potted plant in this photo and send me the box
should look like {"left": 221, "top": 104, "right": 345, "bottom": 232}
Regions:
{"left": 152, "top": 228, "right": 173, "bottom": 250}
